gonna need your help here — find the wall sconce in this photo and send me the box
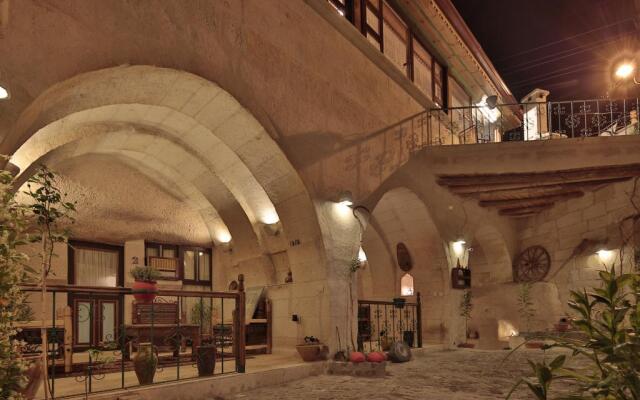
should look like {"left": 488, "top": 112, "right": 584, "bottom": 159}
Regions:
{"left": 337, "top": 191, "right": 354, "bottom": 207}
{"left": 452, "top": 240, "right": 466, "bottom": 257}
{"left": 596, "top": 249, "right": 614, "bottom": 264}
{"left": 262, "top": 221, "right": 282, "bottom": 236}
{"left": 358, "top": 247, "right": 367, "bottom": 262}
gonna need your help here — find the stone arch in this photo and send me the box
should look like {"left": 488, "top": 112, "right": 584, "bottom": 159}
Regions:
{"left": 8, "top": 65, "right": 330, "bottom": 305}
{"left": 361, "top": 186, "right": 449, "bottom": 343}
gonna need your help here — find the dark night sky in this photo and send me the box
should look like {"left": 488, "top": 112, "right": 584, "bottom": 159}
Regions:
{"left": 451, "top": 0, "right": 640, "bottom": 101}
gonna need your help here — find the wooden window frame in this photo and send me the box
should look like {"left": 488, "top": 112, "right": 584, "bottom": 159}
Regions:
{"left": 67, "top": 240, "right": 124, "bottom": 287}
{"left": 351, "top": 0, "right": 449, "bottom": 108}
{"left": 180, "top": 246, "right": 213, "bottom": 286}
{"left": 328, "top": 0, "right": 355, "bottom": 22}
{"left": 144, "top": 241, "right": 180, "bottom": 281}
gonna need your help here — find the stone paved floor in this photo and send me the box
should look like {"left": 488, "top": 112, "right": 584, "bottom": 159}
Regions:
{"left": 228, "top": 348, "right": 572, "bottom": 400}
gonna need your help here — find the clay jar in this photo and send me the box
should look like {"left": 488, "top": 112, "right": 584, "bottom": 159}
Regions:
{"left": 133, "top": 343, "right": 158, "bottom": 385}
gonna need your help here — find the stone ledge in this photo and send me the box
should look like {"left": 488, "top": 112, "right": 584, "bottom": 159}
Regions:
{"left": 325, "top": 361, "right": 387, "bottom": 378}
{"left": 68, "top": 362, "right": 325, "bottom": 400}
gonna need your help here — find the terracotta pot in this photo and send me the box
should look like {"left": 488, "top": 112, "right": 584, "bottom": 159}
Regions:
{"left": 296, "top": 344, "right": 323, "bottom": 362}
{"left": 349, "top": 351, "right": 366, "bottom": 363}
{"left": 366, "top": 352, "right": 385, "bottom": 363}
{"left": 196, "top": 345, "right": 216, "bottom": 376}
{"left": 132, "top": 280, "right": 158, "bottom": 303}
{"left": 457, "top": 342, "right": 475, "bottom": 348}
{"left": 17, "top": 358, "right": 43, "bottom": 400}
{"left": 555, "top": 322, "right": 570, "bottom": 332}
{"left": 525, "top": 341, "right": 545, "bottom": 349}
{"left": 133, "top": 343, "right": 158, "bottom": 385}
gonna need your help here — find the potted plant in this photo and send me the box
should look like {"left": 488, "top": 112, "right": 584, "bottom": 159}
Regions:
{"left": 296, "top": 336, "right": 328, "bottom": 362}
{"left": 133, "top": 342, "right": 158, "bottom": 385}
{"left": 515, "top": 283, "right": 543, "bottom": 349}
{"left": 131, "top": 265, "right": 160, "bottom": 303}
{"left": 195, "top": 337, "right": 216, "bottom": 376}
{"left": 457, "top": 289, "right": 475, "bottom": 348}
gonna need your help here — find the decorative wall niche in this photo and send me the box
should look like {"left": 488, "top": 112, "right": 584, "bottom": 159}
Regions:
{"left": 396, "top": 242, "right": 413, "bottom": 271}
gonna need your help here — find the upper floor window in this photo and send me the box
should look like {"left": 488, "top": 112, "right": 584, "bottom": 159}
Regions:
{"left": 382, "top": 2, "right": 408, "bottom": 74}
{"left": 145, "top": 242, "right": 179, "bottom": 280}
{"left": 328, "top": 0, "right": 351, "bottom": 19}
{"left": 182, "top": 247, "right": 212, "bottom": 286}
{"left": 328, "top": 0, "right": 448, "bottom": 108}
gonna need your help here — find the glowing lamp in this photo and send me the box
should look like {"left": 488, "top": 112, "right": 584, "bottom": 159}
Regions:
{"left": 0, "top": 85, "right": 8, "bottom": 100}
{"left": 358, "top": 247, "right": 367, "bottom": 262}
{"left": 615, "top": 63, "right": 635, "bottom": 79}
{"left": 596, "top": 249, "right": 614, "bottom": 263}
{"left": 452, "top": 240, "right": 466, "bottom": 256}
{"left": 338, "top": 191, "right": 354, "bottom": 207}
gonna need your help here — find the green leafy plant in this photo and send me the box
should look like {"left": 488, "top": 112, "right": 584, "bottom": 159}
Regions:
{"left": 0, "top": 166, "right": 30, "bottom": 400}
{"left": 508, "top": 267, "right": 640, "bottom": 399}
{"left": 130, "top": 265, "right": 161, "bottom": 282}
{"left": 24, "top": 165, "right": 76, "bottom": 400}
{"left": 459, "top": 289, "right": 473, "bottom": 340}
{"left": 190, "top": 301, "right": 212, "bottom": 326}
{"left": 517, "top": 282, "right": 536, "bottom": 334}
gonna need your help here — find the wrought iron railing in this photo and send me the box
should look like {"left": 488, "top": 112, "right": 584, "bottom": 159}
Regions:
{"left": 357, "top": 294, "right": 422, "bottom": 353}
{"left": 17, "top": 280, "right": 246, "bottom": 399}
{"left": 365, "top": 98, "right": 640, "bottom": 155}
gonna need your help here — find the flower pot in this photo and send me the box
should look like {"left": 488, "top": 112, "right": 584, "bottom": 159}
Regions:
{"left": 196, "top": 345, "right": 216, "bottom": 376}
{"left": 296, "top": 344, "right": 324, "bottom": 362}
{"left": 133, "top": 343, "right": 158, "bottom": 385}
{"left": 132, "top": 280, "right": 158, "bottom": 303}
{"left": 525, "top": 341, "right": 545, "bottom": 349}
{"left": 457, "top": 342, "right": 475, "bottom": 348}
{"left": 17, "top": 358, "right": 43, "bottom": 400}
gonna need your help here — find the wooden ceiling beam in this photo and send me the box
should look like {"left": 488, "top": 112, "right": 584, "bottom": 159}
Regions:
{"left": 446, "top": 177, "right": 631, "bottom": 195}
{"left": 499, "top": 204, "right": 553, "bottom": 216}
{"left": 479, "top": 191, "right": 583, "bottom": 208}
{"left": 437, "top": 163, "right": 640, "bottom": 187}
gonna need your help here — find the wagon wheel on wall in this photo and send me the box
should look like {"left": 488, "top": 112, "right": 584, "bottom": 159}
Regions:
{"left": 513, "top": 245, "right": 551, "bottom": 282}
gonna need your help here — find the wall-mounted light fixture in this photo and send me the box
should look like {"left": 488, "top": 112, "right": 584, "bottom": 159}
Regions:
{"left": 477, "top": 95, "right": 500, "bottom": 123}
{"left": 358, "top": 247, "right": 367, "bottom": 262}
{"left": 0, "top": 85, "right": 9, "bottom": 100}
{"left": 337, "top": 191, "right": 354, "bottom": 207}
{"left": 262, "top": 221, "right": 282, "bottom": 236}
{"left": 596, "top": 248, "right": 615, "bottom": 264}
{"left": 452, "top": 239, "right": 466, "bottom": 257}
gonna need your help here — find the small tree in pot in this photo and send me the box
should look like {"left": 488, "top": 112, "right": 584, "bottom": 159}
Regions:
{"left": 516, "top": 282, "right": 543, "bottom": 348}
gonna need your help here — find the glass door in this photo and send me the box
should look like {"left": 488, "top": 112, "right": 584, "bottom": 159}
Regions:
{"left": 71, "top": 295, "right": 120, "bottom": 349}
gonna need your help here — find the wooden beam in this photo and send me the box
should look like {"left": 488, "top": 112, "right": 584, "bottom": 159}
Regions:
{"left": 446, "top": 177, "right": 631, "bottom": 195}
{"left": 467, "top": 178, "right": 630, "bottom": 200}
{"left": 479, "top": 191, "right": 583, "bottom": 208}
{"left": 499, "top": 204, "right": 553, "bottom": 216}
{"left": 437, "top": 163, "right": 640, "bottom": 187}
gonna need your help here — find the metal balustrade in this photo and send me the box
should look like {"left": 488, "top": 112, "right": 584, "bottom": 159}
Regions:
{"left": 357, "top": 294, "right": 422, "bottom": 353}
{"left": 373, "top": 98, "right": 640, "bottom": 155}
{"left": 17, "top": 283, "right": 246, "bottom": 399}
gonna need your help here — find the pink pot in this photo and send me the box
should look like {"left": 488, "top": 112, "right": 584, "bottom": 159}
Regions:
{"left": 132, "top": 280, "right": 158, "bottom": 303}
{"left": 366, "top": 352, "right": 385, "bottom": 363}
{"left": 350, "top": 351, "right": 366, "bottom": 363}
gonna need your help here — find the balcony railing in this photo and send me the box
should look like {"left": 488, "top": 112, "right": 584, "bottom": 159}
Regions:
{"left": 374, "top": 98, "right": 640, "bottom": 155}
{"left": 17, "top": 280, "right": 246, "bottom": 399}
